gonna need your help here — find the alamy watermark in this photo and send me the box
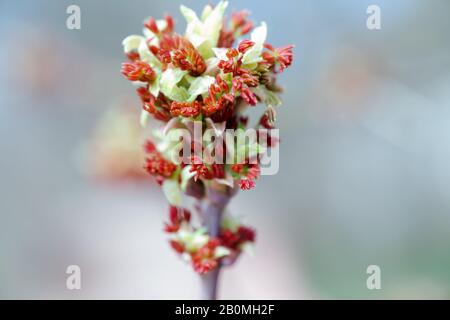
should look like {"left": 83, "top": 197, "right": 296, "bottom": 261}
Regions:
{"left": 66, "top": 265, "right": 81, "bottom": 290}
{"left": 366, "top": 5, "right": 381, "bottom": 30}
{"left": 366, "top": 265, "right": 381, "bottom": 290}
{"left": 66, "top": 5, "right": 81, "bottom": 30}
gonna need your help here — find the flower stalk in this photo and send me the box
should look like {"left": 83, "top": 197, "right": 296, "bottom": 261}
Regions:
{"left": 197, "top": 185, "right": 233, "bottom": 299}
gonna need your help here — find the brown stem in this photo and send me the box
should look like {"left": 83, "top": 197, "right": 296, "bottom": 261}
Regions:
{"left": 198, "top": 184, "right": 233, "bottom": 300}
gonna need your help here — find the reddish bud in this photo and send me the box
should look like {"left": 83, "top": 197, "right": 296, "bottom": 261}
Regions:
{"left": 239, "top": 179, "right": 255, "bottom": 190}
{"left": 144, "top": 17, "right": 159, "bottom": 34}
{"left": 238, "top": 40, "right": 255, "bottom": 54}
{"left": 170, "top": 101, "right": 202, "bottom": 118}
{"left": 170, "top": 240, "right": 185, "bottom": 254}
{"left": 121, "top": 61, "right": 156, "bottom": 82}
{"left": 241, "top": 87, "right": 257, "bottom": 106}
{"left": 165, "top": 15, "right": 175, "bottom": 33}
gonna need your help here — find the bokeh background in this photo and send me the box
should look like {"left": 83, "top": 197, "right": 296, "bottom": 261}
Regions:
{"left": 1, "top": 0, "right": 450, "bottom": 299}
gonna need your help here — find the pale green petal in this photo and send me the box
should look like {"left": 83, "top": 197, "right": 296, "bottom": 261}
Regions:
{"left": 204, "top": 59, "right": 219, "bottom": 75}
{"left": 214, "top": 246, "right": 231, "bottom": 258}
{"left": 242, "top": 22, "right": 267, "bottom": 66}
{"left": 240, "top": 242, "right": 255, "bottom": 256}
{"left": 212, "top": 47, "right": 229, "bottom": 61}
{"left": 140, "top": 110, "right": 150, "bottom": 127}
{"left": 122, "top": 35, "right": 144, "bottom": 53}
{"left": 196, "top": 40, "right": 214, "bottom": 59}
{"left": 177, "top": 228, "right": 209, "bottom": 252}
{"left": 167, "top": 86, "right": 189, "bottom": 102}
{"left": 162, "top": 117, "right": 182, "bottom": 135}
{"left": 201, "top": 4, "right": 213, "bottom": 21}
{"left": 161, "top": 68, "right": 186, "bottom": 85}
{"left": 264, "top": 90, "right": 282, "bottom": 107}
{"left": 181, "top": 2, "right": 228, "bottom": 58}
{"left": 251, "top": 85, "right": 282, "bottom": 107}
{"left": 160, "top": 68, "right": 189, "bottom": 101}
{"left": 188, "top": 76, "right": 215, "bottom": 101}
{"left": 142, "top": 28, "right": 156, "bottom": 40}
{"left": 180, "top": 165, "right": 196, "bottom": 191}
{"left": 242, "top": 47, "right": 264, "bottom": 65}
{"left": 156, "top": 19, "right": 168, "bottom": 30}
{"left": 251, "top": 21, "right": 267, "bottom": 44}
{"left": 221, "top": 72, "right": 233, "bottom": 84}
{"left": 162, "top": 179, "right": 182, "bottom": 206}
{"left": 203, "top": 1, "right": 228, "bottom": 46}
{"left": 191, "top": 233, "right": 209, "bottom": 250}
{"left": 221, "top": 215, "right": 241, "bottom": 232}
{"left": 180, "top": 5, "right": 200, "bottom": 24}
{"left": 149, "top": 72, "right": 161, "bottom": 97}
{"left": 195, "top": 227, "right": 208, "bottom": 235}
{"left": 158, "top": 128, "right": 186, "bottom": 161}
{"left": 181, "top": 5, "right": 204, "bottom": 46}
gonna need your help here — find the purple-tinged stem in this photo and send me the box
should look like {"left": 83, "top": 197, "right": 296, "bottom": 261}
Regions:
{"left": 198, "top": 185, "right": 232, "bottom": 300}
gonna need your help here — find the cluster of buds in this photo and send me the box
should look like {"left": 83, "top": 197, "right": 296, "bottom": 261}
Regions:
{"left": 165, "top": 206, "right": 255, "bottom": 274}
{"left": 121, "top": 1, "right": 293, "bottom": 274}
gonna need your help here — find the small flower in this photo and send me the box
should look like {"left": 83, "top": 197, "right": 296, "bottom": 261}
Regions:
{"left": 190, "top": 161, "right": 211, "bottom": 182}
{"left": 259, "top": 111, "right": 276, "bottom": 129}
{"left": 203, "top": 76, "right": 235, "bottom": 120}
{"left": 219, "top": 224, "right": 256, "bottom": 251}
{"left": 126, "top": 51, "right": 140, "bottom": 61}
{"left": 136, "top": 87, "right": 152, "bottom": 103}
{"left": 217, "top": 30, "right": 234, "bottom": 48}
{"left": 170, "top": 101, "right": 202, "bottom": 118}
{"left": 231, "top": 10, "right": 253, "bottom": 36}
{"left": 164, "top": 15, "right": 175, "bottom": 33}
{"left": 165, "top": 206, "right": 191, "bottom": 233}
{"left": 144, "top": 148, "right": 177, "bottom": 179}
{"left": 191, "top": 239, "right": 220, "bottom": 274}
{"left": 142, "top": 95, "right": 172, "bottom": 122}
{"left": 168, "top": 35, "right": 207, "bottom": 76}
{"left": 218, "top": 10, "right": 253, "bottom": 47}
{"left": 219, "top": 230, "right": 239, "bottom": 249}
{"left": 144, "top": 17, "right": 159, "bottom": 34}
{"left": 144, "top": 140, "right": 156, "bottom": 153}
{"left": 241, "top": 87, "right": 257, "bottom": 106}
{"left": 238, "top": 40, "right": 255, "bottom": 54}
{"left": 237, "top": 226, "right": 256, "bottom": 243}
{"left": 246, "top": 164, "right": 260, "bottom": 180}
{"left": 121, "top": 61, "right": 156, "bottom": 82}
{"left": 263, "top": 44, "right": 294, "bottom": 72}
{"left": 170, "top": 239, "right": 185, "bottom": 254}
{"left": 189, "top": 156, "right": 226, "bottom": 181}
{"left": 144, "top": 15, "right": 174, "bottom": 35}
{"left": 193, "top": 258, "right": 218, "bottom": 274}
{"left": 239, "top": 178, "right": 255, "bottom": 190}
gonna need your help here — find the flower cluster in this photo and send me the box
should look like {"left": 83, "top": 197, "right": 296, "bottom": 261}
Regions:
{"left": 121, "top": 1, "right": 293, "bottom": 274}
{"left": 165, "top": 206, "right": 255, "bottom": 274}
{"left": 122, "top": 1, "right": 292, "bottom": 192}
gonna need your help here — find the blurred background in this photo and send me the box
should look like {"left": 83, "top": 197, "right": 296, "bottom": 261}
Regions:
{"left": 1, "top": 0, "right": 450, "bottom": 299}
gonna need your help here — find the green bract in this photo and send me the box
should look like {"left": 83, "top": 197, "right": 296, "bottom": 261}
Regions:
{"left": 160, "top": 68, "right": 189, "bottom": 101}
{"left": 162, "top": 179, "right": 182, "bottom": 206}
{"left": 187, "top": 76, "right": 216, "bottom": 102}
{"left": 180, "top": 1, "right": 228, "bottom": 59}
{"left": 242, "top": 22, "right": 267, "bottom": 66}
